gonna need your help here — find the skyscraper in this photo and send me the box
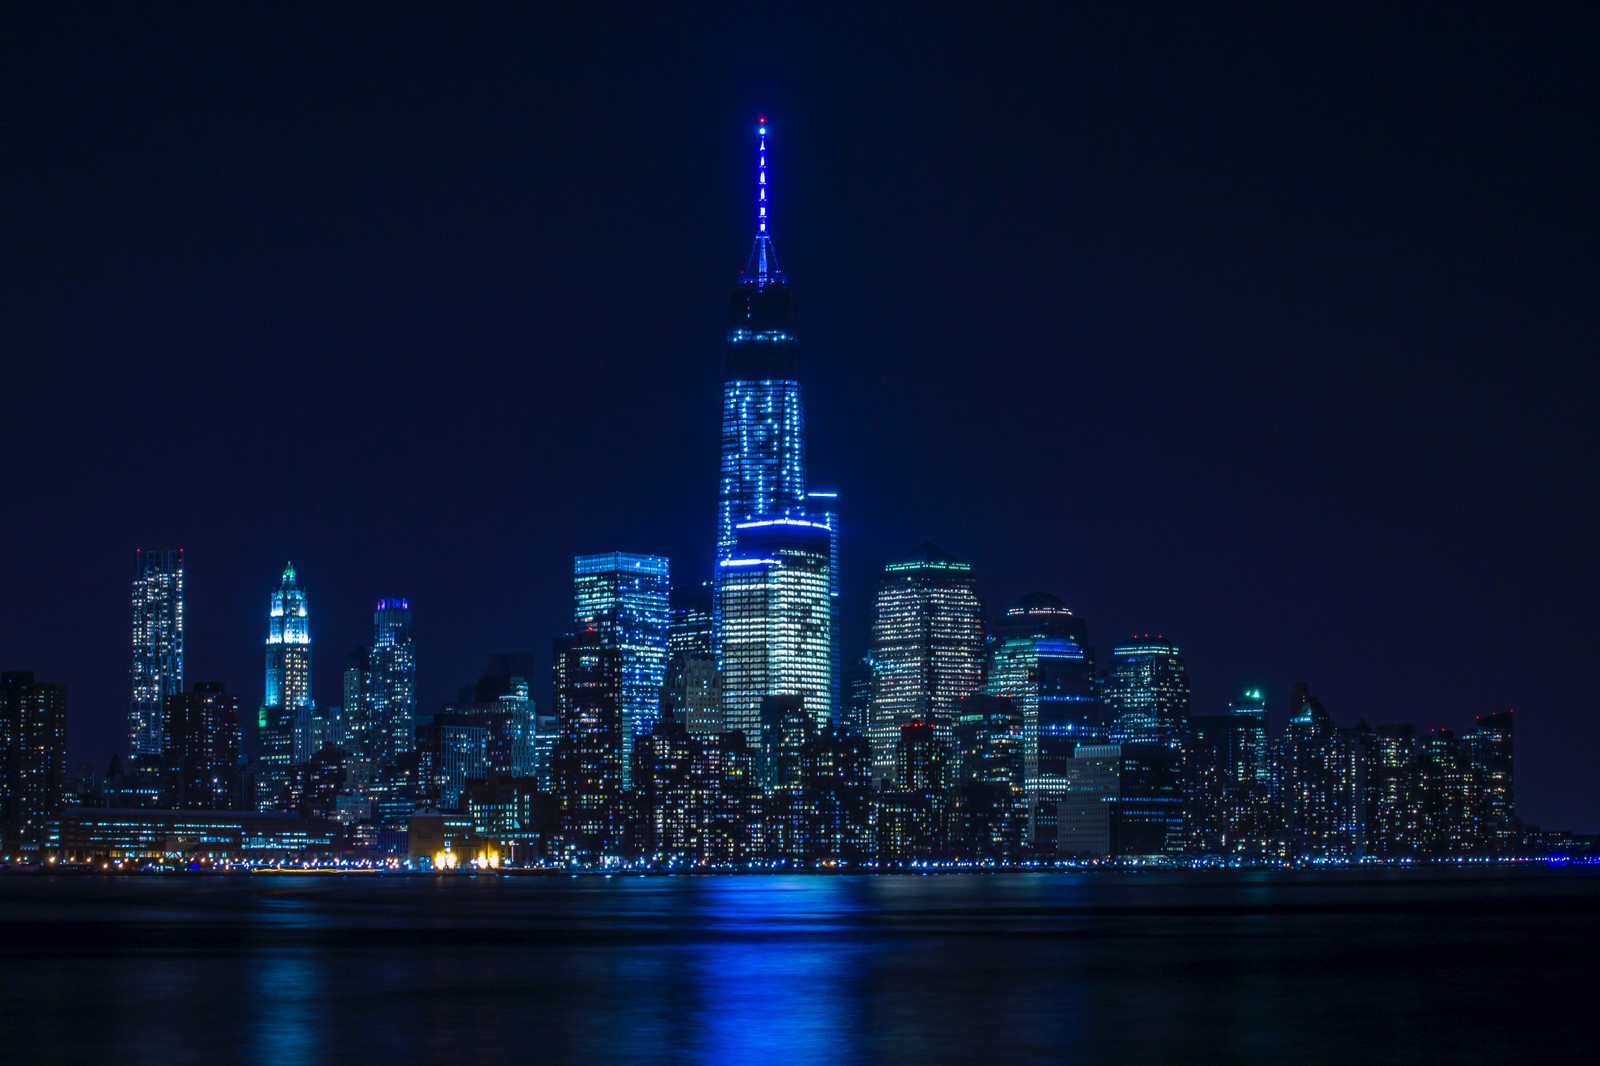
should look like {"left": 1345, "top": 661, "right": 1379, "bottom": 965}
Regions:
{"left": 1103, "top": 636, "right": 1191, "bottom": 746}
{"left": 807, "top": 491, "right": 842, "bottom": 723}
{"left": 985, "top": 593, "right": 1101, "bottom": 798}
{"left": 342, "top": 647, "right": 372, "bottom": 756}
{"left": 574, "top": 552, "right": 670, "bottom": 787}
{"left": 258, "top": 563, "right": 313, "bottom": 810}
{"left": 1467, "top": 711, "right": 1516, "bottom": 852}
{"left": 0, "top": 672, "right": 67, "bottom": 857}
{"left": 263, "top": 562, "right": 312, "bottom": 714}
{"left": 551, "top": 629, "right": 624, "bottom": 863}
{"left": 666, "top": 582, "right": 722, "bottom": 736}
{"left": 369, "top": 598, "right": 416, "bottom": 767}
{"left": 718, "top": 516, "right": 834, "bottom": 762}
{"left": 130, "top": 547, "right": 184, "bottom": 760}
{"left": 163, "top": 681, "right": 242, "bottom": 811}
{"left": 716, "top": 116, "right": 807, "bottom": 573}
{"left": 669, "top": 583, "right": 715, "bottom": 660}
{"left": 867, "top": 543, "right": 984, "bottom": 784}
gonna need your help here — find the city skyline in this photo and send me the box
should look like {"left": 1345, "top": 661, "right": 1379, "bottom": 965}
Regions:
{"left": 3, "top": 8, "right": 1595, "bottom": 832}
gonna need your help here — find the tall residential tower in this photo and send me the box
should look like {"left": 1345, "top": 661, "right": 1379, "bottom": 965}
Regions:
{"left": 369, "top": 598, "right": 417, "bottom": 766}
{"left": 130, "top": 548, "right": 184, "bottom": 760}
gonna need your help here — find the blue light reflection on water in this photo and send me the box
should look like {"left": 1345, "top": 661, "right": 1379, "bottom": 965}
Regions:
{"left": 688, "top": 877, "right": 875, "bottom": 1062}
{"left": 1, "top": 869, "right": 1596, "bottom": 1064}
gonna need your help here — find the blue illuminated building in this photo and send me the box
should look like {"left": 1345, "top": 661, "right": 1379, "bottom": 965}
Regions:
{"left": 1104, "top": 636, "right": 1191, "bottom": 746}
{"left": 715, "top": 117, "right": 812, "bottom": 645}
{"left": 718, "top": 516, "right": 834, "bottom": 785}
{"left": 573, "top": 552, "right": 670, "bottom": 788}
{"left": 369, "top": 598, "right": 416, "bottom": 768}
{"left": 256, "top": 563, "right": 314, "bottom": 811}
{"left": 986, "top": 593, "right": 1102, "bottom": 802}
{"left": 130, "top": 548, "right": 184, "bottom": 760}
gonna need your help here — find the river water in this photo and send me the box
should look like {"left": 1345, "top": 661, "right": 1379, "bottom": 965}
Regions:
{"left": 1, "top": 867, "right": 1592, "bottom": 1062}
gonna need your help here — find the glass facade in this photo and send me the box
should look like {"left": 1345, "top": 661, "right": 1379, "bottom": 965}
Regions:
{"left": 263, "top": 562, "right": 311, "bottom": 712}
{"left": 867, "top": 543, "right": 984, "bottom": 784}
{"left": 130, "top": 547, "right": 184, "bottom": 760}
{"left": 574, "top": 552, "right": 670, "bottom": 787}
{"left": 713, "top": 118, "right": 831, "bottom": 670}
{"left": 718, "top": 517, "right": 834, "bottom": 753}
{"left": 1104, "top": 637, "right": 1192, "bottom": 746}
{"left": 257, "top": 563, "right": 313, "bottom": 810}
{"left": 985, "top": 594, "right": 1102, "bottom": 801}
{"left": 369, "top": 598, "right": 416, "bottom": 767}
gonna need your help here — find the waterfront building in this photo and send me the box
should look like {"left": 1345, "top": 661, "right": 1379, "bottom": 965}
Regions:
{"left": 1269, "top": 683, "right": 1364, "bottom": 859}
{"left": 719, "top": 516, "right": 835, "bottom": 768}
{"left": 263, "top": 562, "right": 312, "bottom": 718}
{"left": 630, "top": 716, "right": 719, "bottom": 863}
{"left": 1368, "top": 723, "right": 1421, "bottom": 858}
{"left": 1229, "top": 688, "right": 1269, "bottom": 785}
{"left": 574, "top": 552, "right": 670, "bottom": 787}
{"left": 669, "top": 583, "right": 715, "bottom": 660}
{"left": 369, "top": 598, "right": 416, "bottom": 767}
{"left": 799, "top": 726, "right": 874, "bottom": 864}
{"left": 949, "top": 695, "right": 1028, "bottom": 861}
{"left": 842, "top": 654, "right": 873, "bottom": 736}
{"left": 665, "top": 653, "right": 723, "bottom": 736}
{"left": 985, "top": 593, "right": 1101, "bottom": 799}
{"left": 551, "top": 630, "right": 624, "bottom": 863}
{"left": 1103, "top": 636, "right": 1191, "bottom": 746}
{"left": 867, "top": 543, "right": 984, "bottom": 784}
{"left": 1467, "top": 711, "right": 1516, "bottom": 852}
{"left": 1056, "top": 743, "right": 1185, "bottom": 859}
{"left": 716, "top": 117, "right": 808, "bottom": 579}
{"left": 58, "top": 807, "right": 339, "bottom": 863}
{"left": 432, "top": 719, "right": 488, "bottom": 811}
{"left": 257, "top": 564, "right": 314, "bottom": 811}
{"left": 886, "top": 720, "right": 951, "bottom": 858}
{"left": 162, "top": 681, "right": 241, "bottom": 811}
{"left": 807, "top": 492, "right": 842, "bottom": 723}
{"left": 1415, "top": 727, "right": 1486, "bottom": 858}
{"left": 0, "top": 672, "right": 67, "bottom": 857}
{"left": 130, "top": 547, "right": 184, "bottom": 760}
{"left": 1185, "top": 704, "right": 1271, "bottom": 857}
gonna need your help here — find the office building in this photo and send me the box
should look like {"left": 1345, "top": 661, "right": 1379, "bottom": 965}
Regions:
{"left": 1103, "top": 636, "right": 1191, "bottom": 746}
{"left": 985, "top": 593, "right": 1101, "bottom": 797}
{"left": 573, "top": 552, "right": 669, "bottom": 787}
{"left": 551, "top": 630, "right": 624, "bottom": 863}
{"left": 369, "top": 598, "right": 416, "bottom": 767}
{"left": 719, "top": 516, "right": 834, "bottom": 761}
{"left": 867, "top": 543, "right": 983, "bottom": 783}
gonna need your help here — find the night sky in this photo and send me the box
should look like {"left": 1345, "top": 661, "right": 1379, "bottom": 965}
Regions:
{"left": 4, "top": 7, "right": 1596, "bottom": 829}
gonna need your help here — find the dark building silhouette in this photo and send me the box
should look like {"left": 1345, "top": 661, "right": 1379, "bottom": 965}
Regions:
{"left": 799, "top": 726, "right": 873, "bottom": 864}
{"left": 161, "top": 681, "right": 241, "bottom": 811}
{"left": 949, "top": 695, "right": 1028, "bottom": 862}
{"left": 551, "top": 630, "right": 624, "bottom": 863}
{"left": 1, "top": 672, "right": 67, "bottom": 857}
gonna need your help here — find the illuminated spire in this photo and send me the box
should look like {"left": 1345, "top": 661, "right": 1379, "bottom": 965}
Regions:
{"left": 744, "top": 113, "right": 782, "bottom": 284}
{"left": 757, "top": 114, "right": 769, "bottom": 236}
